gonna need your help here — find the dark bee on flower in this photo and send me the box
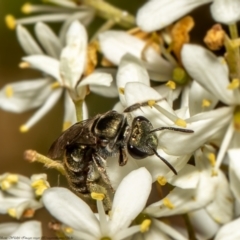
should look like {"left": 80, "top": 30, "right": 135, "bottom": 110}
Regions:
{"left": 48, "top": 103, "right": 193, "bottom": 209}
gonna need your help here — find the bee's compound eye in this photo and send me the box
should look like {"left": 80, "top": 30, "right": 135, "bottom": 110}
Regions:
{"left": 127, "top": 144, "right": 148, "bottom": 159}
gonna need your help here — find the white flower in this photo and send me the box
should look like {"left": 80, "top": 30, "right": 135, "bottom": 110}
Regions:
{"left": 6, "top": 1, "right": 94, "bottom": 44}
{"left": 136, "top": 0, "right": 212, "bottom": 32}
{"left": 0, "top": 221, "right": 42, "bottom": 238}
{"left": 182, "top": 43, "right": 240, "bottom": 170}
{"left": 0, "top": 173, "right": 49, "bottom": 219}
{"left": 99, "top": 31, "right": 174, "bottom": 81}
{"left": 214, "top": 217, "right": 240, "bottom": 240}
{"left": 1, "top": 21, "right": 112, "bottom": 131}
{"left": 42, "top": 168, "right": 152, "bottom": 240}
{"left": 210, "top": 0, "right": 240, "bottom": 25}
{"left": 144, "top": 147, "right": 233, "bottom": 232}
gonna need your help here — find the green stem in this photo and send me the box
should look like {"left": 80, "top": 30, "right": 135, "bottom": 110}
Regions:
{"left": 229, "top": 24, "right": 238, "bottom": 39}
{"left": 224, "top": 34, "right": 240, "bottom": 79}
{"left": 74, "top": 99, "right": 83, "bottom": 122}
{"left": 82, "top": 0, "right": 135, "bottom": 28}
{"left": 182, "top": 214, "right": 197, "bottom": 240}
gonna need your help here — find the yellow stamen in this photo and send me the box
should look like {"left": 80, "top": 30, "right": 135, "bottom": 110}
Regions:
{"left": 211, "top": 169, "right": 218, "bottom": 176}
{"left": 5, "top": 85, "right": 13, "bottom": 98}
{"left": 140, "top": 219, "right": 151, "bottom": 233}
{"left": 163, "top": 198, "right": 175, "bottom": 209}
{"left": 147, "top": 100, "right": 156, "bottom": 108}
{"left": 119, "top": 87, "right": 124, "bottom": 94}
{"left": 166, "top": 80, "right": 176, "bottom": 90}
{"left": 202, "top": 99, "right": 211, "bottom": 108}
{"left": 51, "top": 81, "right": 61, "bottom": 89}
{"left": 31, "top": 179, "right": 49, "bottom": 196}
{"left": 21, "top": 3, "right": 32, "bottom": 14}
{"left": 207, "top": 153, "right": 216, "bottom": 167}
{"left": 91, "top": 192, "right": 105, "bottom": 200}
{"left": 62, "top": 121, "right": 72, "bottom": 131}
{"left": 5, "top": 15, "right": 16, "bottom": 30}
{"left": 8, "top": 208, "right": 17, "bottom": 218}
{"left": 19, "top": 125, "right": 29, "bottom": 133}
{"left": 228, "top": 79, "right": 240, "bottom": 90}
{"left": 63, "top": 227, "right": 73, "bottom": 234}
{"left": 157, "top": 176, "right": 167, "bottom": 186}
{"left": 174, "top": 118, "right": 187, "bottom": 127}
{"left": 234, "top": 106, "right": 240, "bottom": 131}
{"left": 1, "top": 174, "right": 18, "bottom": 190}
{"left": 101, "top": 237, "right": 111, "bottom": 240}
{"left": 19, "top": 62, "right": 30, "bottom": 68}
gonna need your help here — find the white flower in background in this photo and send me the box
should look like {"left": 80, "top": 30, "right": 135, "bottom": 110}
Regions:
{"left": 214, "top": 217, "right": 240, "bottom": 240}
{"left": 43, "top": 168, "right": 152, "bottom": 240}
{"left": 210, "top": 0, "right": 240, "bottom": 25}
{"left": 99, "top": 30, "right": 175, "bottom": 81}
{"left": 228, "top": 149, "right": 240, "bottom": 217}
{"left": 0, "top": 20, "right": 113, "bottom": 131}
{"left": 144, "top": 147, "right": 233, "bottom": 239}
{"left": 0, "top": 173, "right": 49, "bottom": 219}
{"left": 0, "top": 221, "right": 42, "bottom": 238}
{"left": 182, "top": 43, "right": 240, "bottom": 171}
{"left": 132, "top": 218, "right": 188, "bottom": 240}
{"left": 5, "top": 0, "right": 94, "bottom": 44}
{"left": 136, "top": 0, "right": 212, "bottom": 32}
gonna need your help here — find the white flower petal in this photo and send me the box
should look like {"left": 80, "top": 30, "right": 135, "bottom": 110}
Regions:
{"left": 23, "top": 55, "right": 61, "bottom": 82}
{"left": 0, "top": 78, "right": 52, "bottom": 113}
{"left": 145, "top": 149, "right": 219, "bottom": 218}
{"left": 182, "top": 44, "right": 240, "bottom": 105}
{"left": 43, "top": 187, "right": 100, "bottom": 236}
{"left": 211, "top": 0, "right": 240, "bottom": 24}
{"left": 99, "top": 31, "right": 172, "bottom": 80}
{"left": 63, "top": 91, "right": 77, "bottom": 128}
{"left": 205, "top": 171, "right": 234, "bottom": 224}
{"left": 159, "top": 107, "right": 233, "bottom": 156}
{"left": 0, "top": 223, "right": 19, "bottom": 236}
{"left": 11, "top": 221, "right": 41, "bottom": 237}
{"left": 152, "top": 219, "right": 188, "bottom": 240}
{"left": 189, "top": 80, "right": 218, "bottom": 115}
{"left": 189, "top": 209, "right": 220, "bottom": 240}
{"left": 136, "top": 0, "right": 212, "bottom": 32}
{"left": 228, "top": 148, "right": 240, "bottom": 203}
{"left": 16, "top": 25, "right": 43, "bottom": 55}
{"left": 35, "top": 22, "right": 62, "bottom": 59}
{"left": 90, "top": 68, "right": 118, "bottom": 98}
{"left": 109, "top": 168, "right": 152, "bottom": 235}
{"left": 76, "top": 72, "right": 113, "bottom": 99}
{"left": 117, "top": 54, "right": 150, "bottom": 106}
{"left": 59, "top": 10, "right": 95, "bottom": 44}
{"left": 214, "top": 217, "right": 240, "bottom": 240}
{"left": 60, "top": 20, "right": 87, "bottom": 88}
{"left": 168, "top": 164, "right": 200, "bottom": 189}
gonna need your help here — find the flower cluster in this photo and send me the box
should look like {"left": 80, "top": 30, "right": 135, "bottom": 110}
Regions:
{"left": 1, "top": 0, "right": 240, "bottom": 239}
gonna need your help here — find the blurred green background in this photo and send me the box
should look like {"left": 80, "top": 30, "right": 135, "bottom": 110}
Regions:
{"left": 0, "top": 0, "right": 214, "bottom": 237}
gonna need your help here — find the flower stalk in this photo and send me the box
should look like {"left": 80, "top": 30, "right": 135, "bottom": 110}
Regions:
{"left": 82, "top": 0, "right": 135, "bottom": 28}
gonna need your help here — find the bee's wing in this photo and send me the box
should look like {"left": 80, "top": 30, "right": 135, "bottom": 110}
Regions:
{"left": 48, "top": 118, "right": 97, "bottom": 159}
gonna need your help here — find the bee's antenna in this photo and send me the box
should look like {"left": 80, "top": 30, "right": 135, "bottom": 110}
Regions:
{"left": 148, "top": 145, "right": 177, "bottom": 175}
{"left": 150, "top": 127, "right": 194, "bottom": 134}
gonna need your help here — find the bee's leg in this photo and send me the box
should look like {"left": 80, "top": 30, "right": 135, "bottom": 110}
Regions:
{"left": 118, "top": 147, "right": 128, "bottom": 166}
{"left": 92, "top": 154, "right": 115, "bottom": 192}
{"left": 123, "top": 98, "right": 164, "bottom": 113}
{"left": 87, "top": 182, "right": 112, "bottom": 212}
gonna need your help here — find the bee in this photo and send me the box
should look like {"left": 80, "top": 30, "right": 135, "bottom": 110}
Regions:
{"left": 48, "top": 103, "right": 193, "bottom": 208}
